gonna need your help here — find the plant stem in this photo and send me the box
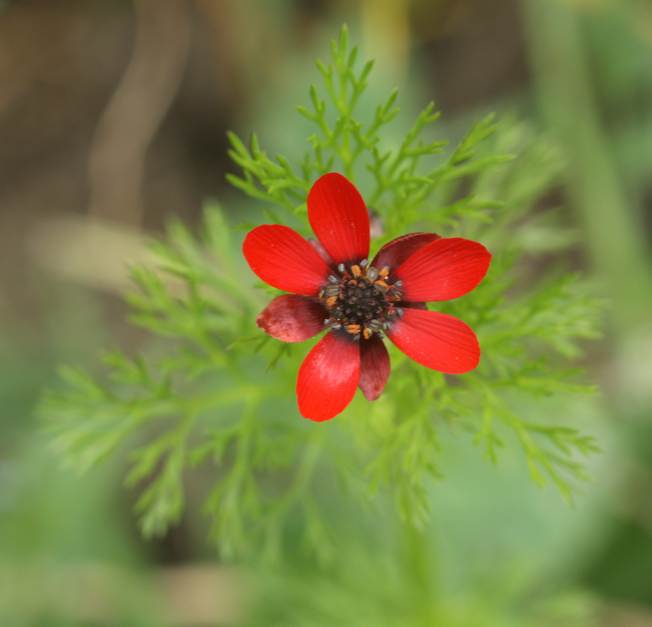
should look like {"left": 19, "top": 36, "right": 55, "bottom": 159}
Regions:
{"left": 522, "top": 0, "right": 652, "bottom": 330}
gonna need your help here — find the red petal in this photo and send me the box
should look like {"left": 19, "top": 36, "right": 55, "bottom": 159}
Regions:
{"left": 359, "top": 335, "right": 390, "bottom": 401}
{"left": 395, "top": 237, "right": 491, "bottom": 302}
{"left": 387, "top": 308, "right": 480, "bottom": 374}
{"left": 257, "top": 295, "right": 326, "bottom": 343}
{"left": 243, "top": 225, "right": 331, "bottom": 296}
{"left": 371, "top": 232, "right": 440, "bottom": 271}
{"left": 307, "top": 172, "right": 370, "bottom": 265}
{"left": 309, "top": 238, "right": 334, "bottom": 267}
{"left": 296, "top": 332, "right": 360, "bottom": 421}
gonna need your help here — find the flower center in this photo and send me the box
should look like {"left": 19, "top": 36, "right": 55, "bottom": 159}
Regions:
{"left": 319, "top": 260, "right": 404, "bottom": 340}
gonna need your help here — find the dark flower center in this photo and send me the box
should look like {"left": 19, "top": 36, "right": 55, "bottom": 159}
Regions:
{"left": 319, "top": 260, "right": 403, "bottom": 340}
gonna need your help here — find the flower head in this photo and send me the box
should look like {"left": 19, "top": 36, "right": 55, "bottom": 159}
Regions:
{"left": 243, "top": 173, "right": 491, "bottom": 422}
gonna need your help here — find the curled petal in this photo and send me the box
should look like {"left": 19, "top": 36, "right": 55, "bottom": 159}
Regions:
{"left": 257, "top": 295, "right": 326, "bottom": 343}
{"left": 359, "top": 335, "right": 391, "bottom": 401}
{"left": 371, "top": 232, "right": 440, "bottom": 271}
{"left": 243, "top": 225, "right": 331, "bottom": 296}
{"left": 297, "top": 331, "right": 360, "bottom": 422}
{"left": 387, "top": 308, "right": 480, "bottom": 374}
{"left": 307, "top": 172, "right": 370, "bottom": 265}
{"left": 395, "top": 237, "right": 491, "bottom": 302}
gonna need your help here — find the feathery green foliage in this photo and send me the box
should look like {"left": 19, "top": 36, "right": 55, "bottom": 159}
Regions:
{"left": 39, "top": 26, "right": 602, "bottom": 560}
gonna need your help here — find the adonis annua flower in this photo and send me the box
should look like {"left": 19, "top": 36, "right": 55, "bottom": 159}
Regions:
{"left": 243, "top": 173, "right": 491, "bottom": 421}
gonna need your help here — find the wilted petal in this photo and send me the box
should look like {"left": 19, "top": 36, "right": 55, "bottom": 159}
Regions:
{"left": 257, "top": 295, "right": 326, "bottom": 343}
{"left": 359, "top": 335, "right": 390, "bottom": 401}
{"left": 372, "top": 232, "right": 440, "bottom": 271}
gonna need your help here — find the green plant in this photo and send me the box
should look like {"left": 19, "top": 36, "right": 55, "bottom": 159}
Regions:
{"left": 39, "top": 26, "right": 602, "bottom": 562}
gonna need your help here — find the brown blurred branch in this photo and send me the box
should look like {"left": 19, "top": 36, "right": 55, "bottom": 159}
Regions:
{"left": 1, "top": 563, "right": 243, "bottom": 626}
{"left": 27, "top": 215, "right": 150, "bottom": 294}
{"left": 360, "top": 0, "right": 410, "bottom": 80}
{"left": 88, "top": 0, "right": 192, "bottom": 226}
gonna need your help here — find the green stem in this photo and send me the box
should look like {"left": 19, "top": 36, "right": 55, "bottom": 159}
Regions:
{"left": 401, "top": 522, "right": 437, "bottom": 622}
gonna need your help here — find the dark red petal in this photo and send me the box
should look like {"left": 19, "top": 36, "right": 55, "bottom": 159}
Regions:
{"left": 296, "top": 331, "right": 360, "bottom": 422}
{"left": 371, "top": 232, "right": 441, "bottom": 271}
{"left": 387, "top": 308, "right": 480, "bottom": 374}
{"left": 307, "top": 172, "right": 370, "bottom": 265}
{"left": 243, "top": 225, "right": 331, "bottom": 296}
{"left": 359, "top": 335, "right": 391, "bottom": 401}
{"left": 395, "top": 237, "right": 491, "bottom": 302}
{"left": 402, "top": 302, "right": 427, "bottom": 310}
{"left": 257, "top": 295, "right": 326, "bottom": 343}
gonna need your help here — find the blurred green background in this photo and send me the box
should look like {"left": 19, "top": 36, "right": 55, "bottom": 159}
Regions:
{"left": 1, "top": 0, "right": 651, "bottom": 625}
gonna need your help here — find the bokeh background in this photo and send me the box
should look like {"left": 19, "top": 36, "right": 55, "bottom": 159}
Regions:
{"left": 1, "top": 0, "right": 652, "bottom": 625}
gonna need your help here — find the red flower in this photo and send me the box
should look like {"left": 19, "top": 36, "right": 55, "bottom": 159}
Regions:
{"left": 243, "top": 173, "right": 491, "bottom": 422}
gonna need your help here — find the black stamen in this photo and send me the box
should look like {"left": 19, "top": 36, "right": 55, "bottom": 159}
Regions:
{"left": 320, "top": 259, "right": 401, "bottom": 339}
